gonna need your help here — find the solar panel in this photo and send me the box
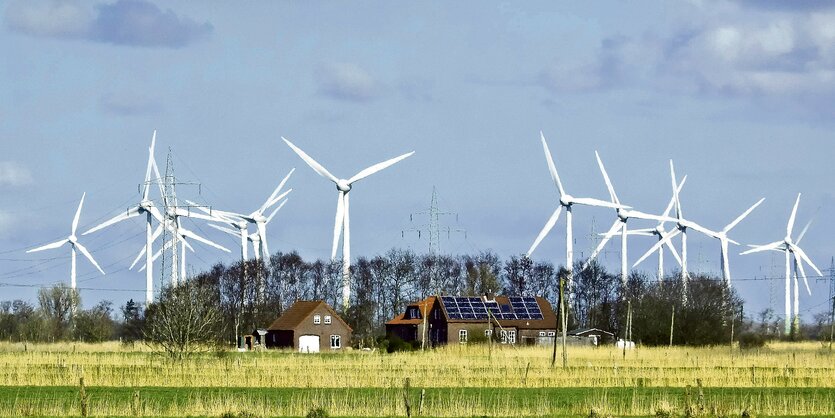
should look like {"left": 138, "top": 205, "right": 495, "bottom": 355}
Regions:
{"left": 440, "top": 296, "right": 545, "bottom": 321}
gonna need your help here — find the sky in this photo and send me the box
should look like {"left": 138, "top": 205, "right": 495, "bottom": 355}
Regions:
{"left": 2, "top": 0, "right": 835, "bottom": 321}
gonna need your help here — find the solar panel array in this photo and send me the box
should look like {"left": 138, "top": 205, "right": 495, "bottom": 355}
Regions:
{"left": 440, "top": 296, "right": 544, "bottom": 320}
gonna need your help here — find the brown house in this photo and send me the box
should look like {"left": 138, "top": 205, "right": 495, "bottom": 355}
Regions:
{"left": 265, "top": 300, "right": 352, "bottom": 352}
{"left": 386, "top": 295, "right": 557, "bottom": 347}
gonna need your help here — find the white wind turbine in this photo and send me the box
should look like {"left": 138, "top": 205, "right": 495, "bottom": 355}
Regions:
{"left": 83, "top": 131, "right": 164, "bottom": 305}
{"left": 282, "top": 136, "right": 414, "bottom": 310}
{"left": 204, "top": 198, "right": 289, "bottom": 264}
{"left": 629, "top": 176, "right": 686, "bottom": 281}
{"left": 741, "top": 193, "right": 821, "bottom": 335}
{"left": 27, "top": 193, "right": 105, "bottom": 291}
{"left": 526, "top": 132, "right": 627, "bottom": 293}
{"left": 581, "top": 151, "right": 677, "bottom": 286}
{"left": 638, "top": 197, "right": 764, "bottom": 286}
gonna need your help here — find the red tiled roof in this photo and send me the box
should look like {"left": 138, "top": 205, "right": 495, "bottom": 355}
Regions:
{"left": 385, "top": 296, "right": 435, "bottom": 326}
{"left": 267, "top": 300, "right": 352, "bottom": 331}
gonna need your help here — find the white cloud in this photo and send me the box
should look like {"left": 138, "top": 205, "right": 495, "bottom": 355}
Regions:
{"left": 316, "top": 63, "right": 381, "bottom": 102}
{"left": 0, "top": 161, "right": 33, "bottom": 187}
{"left": 4, "top": 0, "right": 92, "bottom": 39}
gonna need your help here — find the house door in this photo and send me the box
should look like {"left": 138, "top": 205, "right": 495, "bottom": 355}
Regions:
{"left": 298, "top": 335, "right": 320, "bottom": 353}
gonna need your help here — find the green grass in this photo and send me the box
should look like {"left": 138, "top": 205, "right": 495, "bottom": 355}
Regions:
{"left": 2, "top": 386, "right": 834, "bottom": 417}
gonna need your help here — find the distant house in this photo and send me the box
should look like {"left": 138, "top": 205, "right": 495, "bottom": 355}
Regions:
{"left": 265, "top": 300, "right": 352, "bottom": 352}
{"left": 568, "top": 328, "right": 615, "bottom": 346}
{"left": 386, "top": 295, "right": 558, "bottom": 347}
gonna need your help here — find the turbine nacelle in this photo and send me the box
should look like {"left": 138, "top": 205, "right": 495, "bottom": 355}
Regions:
{"left": 559, "top": 194, "right": 573, "bottom": 207}
{"left": 337, "top": 179, "right": 352, "bottom": 192}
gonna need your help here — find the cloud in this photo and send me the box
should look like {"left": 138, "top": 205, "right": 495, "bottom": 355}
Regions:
{"left": 3, "top": 0, "right": 91, "bottom": 38}
{"left": 0, "top": 161, "right": 33, "bottom": 186}
{"left": 3, "top": 0, "right": 212, "bottom": 48}
{"left": 90, "top": 0, "right": 212, "bottom": 48}
{"left": 99, "top": 91, "right": 161, "bottom": 115}
{"left": 316, "top": 63, "right": 381, "bottom": 102}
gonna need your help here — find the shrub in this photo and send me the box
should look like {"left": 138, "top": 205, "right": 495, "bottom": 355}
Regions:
{"left": 306, "top": 407, "right": 328, "bottom": 418}
{"left": 738, "top": 332, "right": 766, "bottom": 350}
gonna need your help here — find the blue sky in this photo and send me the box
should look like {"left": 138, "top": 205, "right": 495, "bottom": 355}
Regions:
{"left": 2, "top": 1, "right": 834, "bottom": 319}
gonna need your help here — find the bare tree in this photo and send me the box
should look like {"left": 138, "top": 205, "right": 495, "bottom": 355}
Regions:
{"left": 144, "top": 279, "right": 223, "bottom": 360}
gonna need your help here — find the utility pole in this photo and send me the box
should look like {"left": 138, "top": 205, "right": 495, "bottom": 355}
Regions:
{"left": 560, "top": 276, "right": 567, "bottom": 368}
{"left": 669, "top": 307, "right": 675, "bottom": 348}
{"left": 816, "top": 257, "right": 835, "bottom": 351}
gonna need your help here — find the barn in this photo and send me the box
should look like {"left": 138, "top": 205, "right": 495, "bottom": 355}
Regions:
{"left": 265, "top": 300, "right": 352, "bottom": 352}
{"left": 386, "top": 295, "right": 558, "bottom": 347}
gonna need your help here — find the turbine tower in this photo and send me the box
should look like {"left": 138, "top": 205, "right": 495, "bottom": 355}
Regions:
{"left": 741, "top": 193, "right": 821, "bottom": 335}
{"left": 526, "top": 132, "right": 626, "bottom": 295}
{"left": 83, "top": 131, "right": 163, "bottom": 305}
{"left": 282, "top": 137, "right": 414, "bottom": 310}
{"left": 27, "top": 193, "right": 105, "bottom": 291}
{"left": 581, "top": 151, "right": 676, "bottom": 286}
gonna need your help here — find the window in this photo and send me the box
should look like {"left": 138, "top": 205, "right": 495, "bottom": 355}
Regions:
{"left": 434, "top": 309, "right": 439, "bottom": 319}
{"left": 484, "top": 329, "right": 492, "bottom": 338}
{"left": 547, "top": 331, "right": 556, "bottom": 337}
{"left": 501, "top": 330, "right": 516, "bottom": 345}
{"left": 313, "top": 314, "right": 321, "bottom": 324}
{"left": 538, "top": 331, "right": 546, "bottom": 337}
{"left": 330, "top": 335, "right": 341, "bottom": 349}
{"left": 324, "top": 315, "right": 332, "bottom": 324}
{"left": 409, "top": 307, "right": 419, "bottom": 319}
{"left": 459, "top": 329, "right": 468, "bottom": 343}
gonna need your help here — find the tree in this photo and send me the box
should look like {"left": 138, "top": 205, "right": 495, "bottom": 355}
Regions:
{"left": 37, "top": 283, "right": 79, "bottom": 341}
{"left": 118, "top": 299, "right": 145, "bottom": 344}
{"left": 144, "top": 279, "right": 223, "bottom": 360}
{"left": 73, "top": 301, "right": 115, "bottom": 342}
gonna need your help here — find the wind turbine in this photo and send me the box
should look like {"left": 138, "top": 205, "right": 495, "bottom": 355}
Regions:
{"left": 629, "top": 176, "right": 686, "bottom": 281}
{"left": 83, "top": 131, "right": 164, "bottom": 305}
{"left": 282, "top": 136, "right": 414, "bottom": 310}
{"left": 27, "top": 193, "right": 105, "bottom": 291}
{"left": 526, "top": 132, "right": 627, "bottom": 294}
{"left": 581, "top": 151, "right": 677, "bottom": 286}
{"left": 185, "top": 169, "right": 293, "bottom": 265}
{"left": 741, "top": 193, "right": 821, "bottom": 335}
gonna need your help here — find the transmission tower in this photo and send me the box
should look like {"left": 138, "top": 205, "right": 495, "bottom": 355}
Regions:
{"left": 158, "top": 148, "right": 202, "bottom": 290}
{"left": 403, "top": 187, "right": 465, "bottom": 255}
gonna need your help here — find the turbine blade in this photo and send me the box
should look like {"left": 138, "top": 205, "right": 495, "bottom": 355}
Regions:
{"left": 569, "top": 197, "right": 630, "bottom": 209}
{"left": 348, "top": 151, "right": 415, "bottom": 185}
{"left": 261, "top": 168, "right": 295, "bottom": 213}
{"left": 332, "top": 191, "right": 345, "bottom": 260}
{"left": 208, "top": 224, "right": 240, "bottom": 237}
{"left": 128, "top": 244, "right": 147, "bottom": 270}
{"left": 266, "top": 199, "right": 288, "bottom": 224}
{"left": 174, "top": 207, "right": 225, "bottom": 223}
{"left": 633, "top": 229, "right": 680, "bottom": 268}
{"left": 626, "top": 209, "right": 677, "bottom": 223}
{"left": 725, "top": 198, "right": 765, "bottom": 233}
{"left": 71, "top": 193, "right": 86, "bottom": 236}
{"left": 625, "top": 228, "right": 655, "bottom": 236}
{"left": 74, "top": 242, "right": 105, "bottom": 275}
{"left": 264, "top": 189, "right": 292, "bottom": 213}
{"left": 539, "top": 132, "right": 565, "bottom": 196}
{"left": 670, "top": 160, "right": 683, "bottom": 219}
{"left": 27, "top": 239, "right": 69, "bottom": 253}
{"left": 282, "top": 137, "right": 339, "bottom": 184}
{"left": 796, "top": 219, "right": 813, "bottom": 244}
{"left": 740, "top": 240, "right": 784, "bottom": 255}
{"left": 792, "top": 251, "right": 811, "bottom": 295}
{"left": 787, "top": 193, "right": 801, "bottom": 237}
{"left": 526, "top": 206, "right": 562, "bottom": 257}
{"left": 792, "top": 245, "right": 823, "bottom": 278}
{"left": 583, "top": 220, "right": 621, "bottom": 270}
{"left": 143, "top": 130, "right": 157, "bottom": 201}
{"left": 682, "top": 220, "right": 720, "bottom": 239}
{"left": 179, "top": 227, "right": 231, "bottom": 253}
{"left": 662, "top": 234, "right": 683, "bottom": 266}
{"left": 82, "top": 206, "right": 141, "bottom": 235}
{"left": 594, "top": 151, "right": 619, "bottom": 204}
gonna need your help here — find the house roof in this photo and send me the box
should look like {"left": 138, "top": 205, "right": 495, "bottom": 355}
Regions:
{"left": 267, "top": 300, "right": 352, "bottom": 332}
{"left": 385, "top": 296, "right": 436, "bottom": 326}
{"left": 569, "top": 328, "right": 614, "bottom": 336}
{"left": 386, "top": 295, "right": 558, "bottom": 330}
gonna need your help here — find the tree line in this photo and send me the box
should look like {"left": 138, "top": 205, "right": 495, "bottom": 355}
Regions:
{"left": 1, "top": 248, "right": 831, "bottom": 350}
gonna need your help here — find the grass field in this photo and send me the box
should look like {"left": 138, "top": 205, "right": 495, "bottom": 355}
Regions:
{"left": 0, "top": 341, "right": 832, "bottom": 417}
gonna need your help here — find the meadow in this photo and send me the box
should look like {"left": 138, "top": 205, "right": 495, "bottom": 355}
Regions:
{"left": 0, "top": 341, "right": 832, "bottom": 417}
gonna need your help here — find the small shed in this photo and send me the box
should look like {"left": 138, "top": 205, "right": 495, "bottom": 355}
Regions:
{"left": 568, "top": 328, "right": 615, "bottom": 346}
{"left": 265, "top": 300, "right": 352, "bottom": 352}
